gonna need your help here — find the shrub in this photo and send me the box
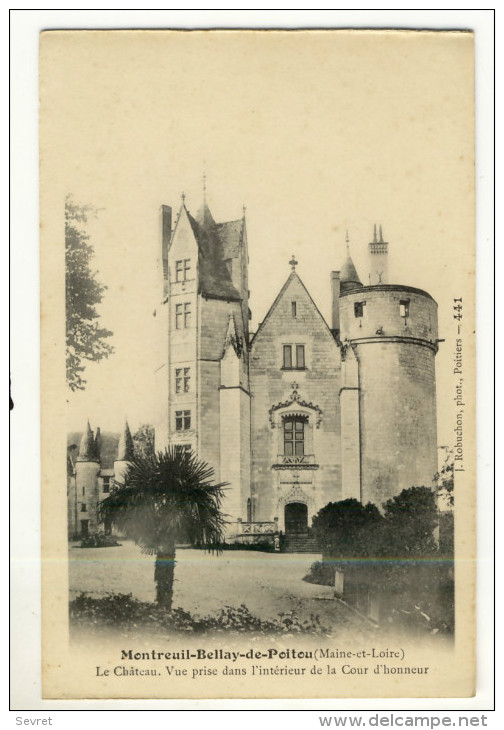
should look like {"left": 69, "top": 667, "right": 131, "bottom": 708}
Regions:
{"left": 311, "top": 499, "right": 383, "bottom": 560}
{"left": 303, "top": 561, "right": 335, "bottom": 586}
{"left": 69, "top": 593, "right": 330, "bottom": 636}
{"left": 80, "top": 534, "right": 122, "bottom": 548}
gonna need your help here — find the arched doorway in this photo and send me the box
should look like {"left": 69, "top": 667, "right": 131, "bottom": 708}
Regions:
{"left": 284, "top": 502, "right": 308, "bottom": 535}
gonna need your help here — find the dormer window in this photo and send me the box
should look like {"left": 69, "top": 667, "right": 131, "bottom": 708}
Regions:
{"left": 400, "top": 300, "right": 410, "bottom": 318}
{"left": 354, "top": 301, "right": 366, "bottom": 318}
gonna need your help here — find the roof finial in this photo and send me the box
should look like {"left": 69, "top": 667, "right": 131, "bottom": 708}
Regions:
{"left": 242, "top": 203, "right": 247, "bottom": 218}
{"left": 345, "top": 230, "right": 350, "bottom": 251}
{"left": 202, "top": 170, "right": 207, "bottom": 204}
{"left": 181, "top": 191, "right": 186, "bottom": 204}
{"left": 379, "top": 224, "right": 384, "bottom": 243}
{"left": 289, "top": 254, "right": 298, "bottom": 271}
{"left": 373, "top": 223, "right": 377, "bottom": 243}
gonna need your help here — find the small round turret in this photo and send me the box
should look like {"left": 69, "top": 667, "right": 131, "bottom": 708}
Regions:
{"left": 340, "top": 234, "right": 362, "bottom": 293}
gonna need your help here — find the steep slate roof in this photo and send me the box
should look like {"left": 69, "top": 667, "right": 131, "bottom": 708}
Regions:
{"left": 117, "top": 421, "right": 135, "bottom": 461}
{"left": 216, "top": 219, "right": 244, "bottom": 260}
{"left": 76, "top": 421, "right": 98, "bottom": 462}
{"left": 185, "top": 206, "right": 242, "bottom": 302}
{"left": 340, "top": 252, "right": 362, "bottom": 292}
{"left": 68, "top": 431, "right": 120, "bottom": 470}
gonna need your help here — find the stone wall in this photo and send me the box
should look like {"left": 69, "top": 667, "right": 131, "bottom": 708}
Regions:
{"left": 74, "top": 462, "right": 101, "bottom": 534}
{"left": 250, "top": 273, "right": 342, "bottom": 529}
{"left": 340, "top": 286, "right": 438, "bottom": 508}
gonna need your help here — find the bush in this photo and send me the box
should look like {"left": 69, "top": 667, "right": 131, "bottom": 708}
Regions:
{"left": 190, "top": 541, "right": 275, "bottom": 552}
{"left": 303, "top": 561, "right": 335, "bottom": 586}
{"left": 311, "top": 499, "right": 383, "bottom": 560}
{"left": 69, "top": 593, "right": 330, "bottom": 636}
{"left": 79, "top": 534, "right": 122, "bottom": 548}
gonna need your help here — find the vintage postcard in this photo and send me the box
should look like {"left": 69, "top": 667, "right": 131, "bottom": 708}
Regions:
{"left": 40, "top": 29, "right": 476, "bottom": 699}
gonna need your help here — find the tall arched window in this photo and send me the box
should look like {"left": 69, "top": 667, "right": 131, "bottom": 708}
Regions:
{"left": 284, "top": 416, "right": 306, "bottom": 456}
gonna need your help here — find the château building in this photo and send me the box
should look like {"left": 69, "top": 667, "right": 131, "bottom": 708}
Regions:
{"left": 152, "top": 195, "right": 439, "bottom": 544}
{"left": 69, "top": 194, "right": 439, "bottom": 546}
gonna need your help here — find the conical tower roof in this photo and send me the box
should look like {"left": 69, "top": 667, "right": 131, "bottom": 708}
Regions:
{"left": 116, "top": 420, "right": 134, "bottom": 462}
{"left": 76, "top": 420, "right": 99, "bottom": 462}
{"left": 195, "top": 200, "right": 216, "bottom": 230}
{"left": 340, "top": 235, "right": 362, "bottom": 292}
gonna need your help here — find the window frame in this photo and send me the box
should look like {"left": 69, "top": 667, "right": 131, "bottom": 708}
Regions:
{"left": 283, "top": 416, "right": 306, "bottom": 457}
{"left": 175, "top": 409, "right": 191, "bottom": 431}
{"left": 354, "top": 301, "right": 366, "bottom": 318}
{"left": 282, "top": 343, "right": 306, "bottom": 370}
{"left": 175, "top": 443, "right": 192, "bottom": 456}
{"left": 175, "top": 258, "right": 191, "bottom": 282}
{"left": 175, "top": 302, "right": 191, "bottom": 329}
{"left": 399, "top": 299, "right": 410, "bottom": 318}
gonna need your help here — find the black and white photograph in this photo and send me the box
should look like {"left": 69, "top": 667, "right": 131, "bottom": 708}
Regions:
{"left": 37, "top": 27, "right": 477, "bottom": 700}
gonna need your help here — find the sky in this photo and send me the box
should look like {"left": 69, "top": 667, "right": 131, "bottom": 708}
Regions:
{"left": 39, "top": 30, "right": 476, "bottom": 447}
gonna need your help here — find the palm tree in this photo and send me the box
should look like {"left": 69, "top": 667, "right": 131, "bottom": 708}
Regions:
{"left": 98, "top": 448, "right": 227, "bottom": 610}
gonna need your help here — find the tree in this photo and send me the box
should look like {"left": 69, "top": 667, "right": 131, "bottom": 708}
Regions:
{"left": 66, "top": 195, "right": 114, "bottom": 391}
{"left": 435, "top": 446, "right": 455, "bottom": 507}
{"left": 311, "top": 499, "right": 384, "bottom": 561}
{"left": 132, "top": 424, "right": 155, "bottom": 460}
{"left": 98, "top": 448, "right": 227, "bottom": 609}
{"left": 382, "top": 486, "right": 438, "bottom": 557}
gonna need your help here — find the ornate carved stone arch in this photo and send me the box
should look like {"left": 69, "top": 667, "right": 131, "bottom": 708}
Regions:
{"left": 279, "top": 484, "right": 314, "bottom": 509}
{"left": 268, "top": 384, "right": 322, "bottom": 429}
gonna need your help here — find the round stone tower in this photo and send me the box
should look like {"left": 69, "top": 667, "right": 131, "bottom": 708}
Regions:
{"left": 339, "top": 284, "right": 439, "bottom": 509}
{"left": 75, "top": 420, "right": 100, "bottom": 534}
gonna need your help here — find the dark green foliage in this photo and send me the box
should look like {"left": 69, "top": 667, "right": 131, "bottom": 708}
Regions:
{"left": 69, "top": 593, "right": 330, "bottom": 636}
{"left": 191, "top": 541, "right": 275, "bottom": 552}
{"left": 382, "top": 486, "right": 438, "bottom": 556}
{"left": 79, "top": 534, "right": 121, "bottom": 548}
{"left": 65, "top": 195, "right": 114, "bottom": 391}
{"left": 309, "top": 487, "right": 453, "bottom": 634}
{"left": 132, "top": 424, "right": 155, "bottom": 460}
{"left": 98, "top": 448, "right": 227, "bottom": 608}
{"left": 303, "top": 560, "right": 335, "bottom": 586}
{"left": 311, "top": 499, "right": 384, "bottom": 562}
{"left": 378, "top": 560, "right": 454, "bottom": 634}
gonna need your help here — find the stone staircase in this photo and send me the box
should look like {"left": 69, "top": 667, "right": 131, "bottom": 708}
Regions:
{"left": 282, "top": 533, "right": 320, "bottom": 553}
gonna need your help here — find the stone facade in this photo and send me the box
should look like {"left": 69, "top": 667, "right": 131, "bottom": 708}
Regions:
{"left": 67, "top": 423, "right": 131, "bottom": 538}
{"left": 68, "top": 199, "right": 440, "bottom": 541}
{"left": 153, "top": 198, "right": 439, "bottom": 540}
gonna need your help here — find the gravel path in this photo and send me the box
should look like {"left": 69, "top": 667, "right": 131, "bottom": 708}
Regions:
{"left": 69, "top": 541, "right": 371, "bottom": 635}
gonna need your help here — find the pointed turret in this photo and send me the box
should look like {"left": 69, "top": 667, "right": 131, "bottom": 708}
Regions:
{"left": 340, "top": 234, "right": 362, "bottom": 292}
{"left": 94, "top": 427, "right": 102, "bottom": 460}
{"left": 114, "top": 420, "right": 134, "bottom": 486}
{"left": 116, "top": 421, "right": 134, "bottom": 461}
{"left": 195, "top": 174, "right": 216, "bottom": 229}
{"left": 195, "top": 201, "right": 216, "bottom": 230}
{"left": 77, "top": 420, "right": 99, "bottom": 462}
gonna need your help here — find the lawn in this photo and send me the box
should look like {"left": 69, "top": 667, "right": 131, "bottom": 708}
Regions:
{"left": 68, "top": 540, "right": 370, "bottom": 633}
